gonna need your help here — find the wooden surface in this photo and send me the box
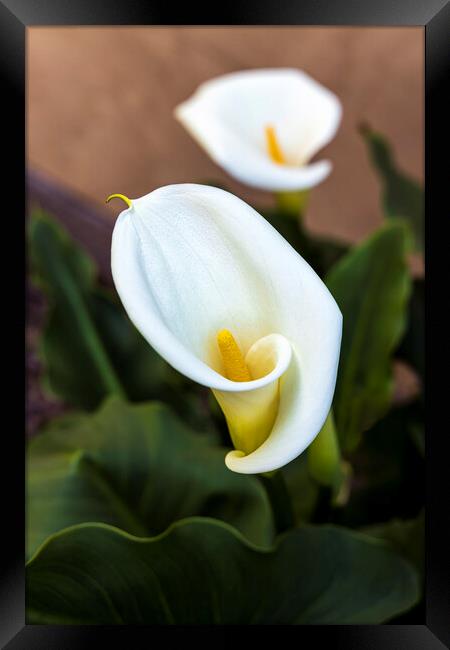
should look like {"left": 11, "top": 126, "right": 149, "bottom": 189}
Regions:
{"left": 27, "top": 27, "right": 423, "bottom": 243}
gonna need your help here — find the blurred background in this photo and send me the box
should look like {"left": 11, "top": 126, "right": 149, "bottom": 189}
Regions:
{"left": 27, "top": 26, "right": 423, "bottom": 244}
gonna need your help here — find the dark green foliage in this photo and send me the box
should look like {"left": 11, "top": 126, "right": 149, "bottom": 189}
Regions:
{"left": 27, "top": 520, "right": 419, "bottom": 625}
{"left": 326, "top": 223, "right": 411, "bottom": 451}
{"left": 27, "top": 397, "right": 274, "bottom": 556}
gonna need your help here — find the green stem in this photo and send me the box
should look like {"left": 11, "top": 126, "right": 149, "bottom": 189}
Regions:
{"left": 258, "top": 470, "right": 295, "bottom": 534}
{"left": 275, "top": 189, "right": 309, "bottom": 220}
{"left": 307, "top": 410, "right": 342, "bottom": 489}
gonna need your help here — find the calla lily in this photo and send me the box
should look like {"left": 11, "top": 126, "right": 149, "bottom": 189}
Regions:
{"left": 174, "top": 68, "right": 342, "bottom": 192}
{"left": 110, "top": 184, "right": 342, "bottom": 474}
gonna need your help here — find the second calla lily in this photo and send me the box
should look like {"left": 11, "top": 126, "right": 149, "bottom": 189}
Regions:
{"left": 110, "top": 184, "right": 342, "bottom": 474}
{"left": 175, "top": 68, "right": 342, "bottom": 192}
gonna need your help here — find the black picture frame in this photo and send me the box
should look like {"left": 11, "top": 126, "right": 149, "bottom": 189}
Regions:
{"left": 2, "top": 0, "right": 448, "bottom": 647}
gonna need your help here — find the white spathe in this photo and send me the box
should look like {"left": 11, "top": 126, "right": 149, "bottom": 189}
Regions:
{"left": 111, "top": 184, "right": 342, "bottom": 474}
{"left": 174, "top": 68, "right": 342, "bottom": 192}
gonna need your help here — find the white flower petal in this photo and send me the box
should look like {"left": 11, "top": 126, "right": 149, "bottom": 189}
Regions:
{"left": 175, "top": 68, "right": 342, "bottom": 191}
{"left": 111, "top": 184, "right": 342, "bottom": 473}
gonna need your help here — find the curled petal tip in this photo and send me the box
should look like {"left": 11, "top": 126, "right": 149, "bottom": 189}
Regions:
{"left": 225, "top": 449, "right": 247, "bottom": 473}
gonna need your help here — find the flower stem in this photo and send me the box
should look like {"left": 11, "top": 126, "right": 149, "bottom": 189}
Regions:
{"left": 258, "top": 470, "right": 295, "bottom": 534}
{"left": 275, "top": 189, "right": 309, "bottom": 220}
{"left": 307, "top": 409, "right": 343, "bottom": 491}
{"left": 308, "top": 412, "right": 347, "bottom": 521}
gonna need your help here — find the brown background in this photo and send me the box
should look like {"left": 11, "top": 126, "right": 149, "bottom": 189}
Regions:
{"left": 27, "top": 27, "right": 423, "bottom": 244}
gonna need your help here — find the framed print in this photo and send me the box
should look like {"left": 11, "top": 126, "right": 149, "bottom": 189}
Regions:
{"left": 1, "top": 0, "right": 448, "bottom": 647}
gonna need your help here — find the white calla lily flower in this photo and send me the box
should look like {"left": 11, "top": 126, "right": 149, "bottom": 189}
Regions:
{"left": 174, "top": 68, "right": 342, "bottom": 192}
{"left": 110, "top": 184, "right": 342, "bottom": 474}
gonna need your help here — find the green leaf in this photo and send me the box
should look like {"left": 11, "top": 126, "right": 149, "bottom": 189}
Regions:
{"left": 27, "top": 519, "right": 420, "bottom": 624}
{"left": 326, "top": 223, "right": 411, "bottom": 451}
{"left": 28, "top": 211, "right": 194, "bottom": 414}
{"left": 27, "top": 397, "right": 274, "bottom": 557}
{"left": 29, "top": 211, "right": 125, "bottom": 408}
{"left": 360, "top": 124, "right": 424, "bottom": 251}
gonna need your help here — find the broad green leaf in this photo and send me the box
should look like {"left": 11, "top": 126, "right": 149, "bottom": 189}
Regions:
{"left": 362, "top": 510, "right": 425, "bottom": 579}
{"left": 28, "top": 211, "right": 201, "bottom": 419}
{"left": 326, "top": 222, "right": 411, "bottom": 451}
{"left": 27, "top": 519, "right": 420, "bottom": 625}
{"left": 360, "top": 124, "right": 424, "bottom": 251}
{"left": 27, "top": 397, "right": 273, "bottom": 556}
